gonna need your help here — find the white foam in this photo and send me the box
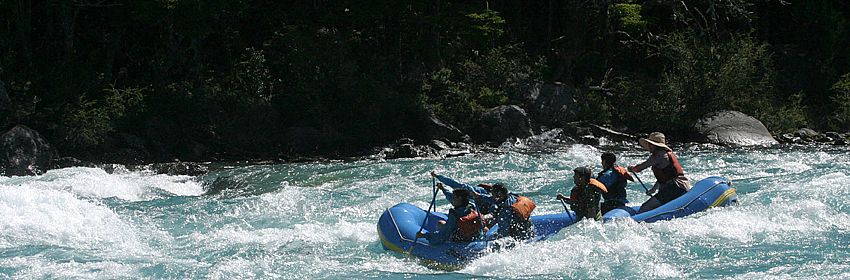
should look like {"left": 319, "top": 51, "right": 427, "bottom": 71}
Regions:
{"left": 650, "top": 197, "right": 850, "bottom": 245}
{"left": 0, "top": 167, "right": 204, "bottom": 201}
{"left": 0, "top": 185, "right": 147, "bottom": 254}
{"left": 0, "top": 256, "right": 137, "bottom": 279}
{"left": 192, "top": 221, "right": 376, "bottom": 251}
{"left": 461, "top": 220, "right": 682, "bottom": 278}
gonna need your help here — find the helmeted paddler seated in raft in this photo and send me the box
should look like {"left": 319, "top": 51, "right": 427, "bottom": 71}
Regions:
{"left": 415, "top": 189, "right": 484, "bottom": 244}
{"left": 487, "top": 183, "right": 536, "bottom": 240}
{"left": 557, "top": 167, "right": 607, "bottom": 221}
{"left": 431, "top": 171, "right": 494, "bottom": 215}
{"left": 597, "top": 152, "right": 634, "bottom": 215}
{"left": 628, "top": 132, "right": 692, "bottom": 213}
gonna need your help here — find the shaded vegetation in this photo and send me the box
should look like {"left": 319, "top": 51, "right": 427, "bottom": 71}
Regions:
{"left": 1, "top": 0, "right": 848, "bottom": 161}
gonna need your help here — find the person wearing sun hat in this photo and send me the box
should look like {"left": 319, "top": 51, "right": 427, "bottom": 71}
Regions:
{"left": 628, "top": 132, "right": 692, "bottom": 213}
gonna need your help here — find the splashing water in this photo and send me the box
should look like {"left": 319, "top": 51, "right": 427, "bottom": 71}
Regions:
{"left": 1, "top": 144, "right": 849, "bottom": 279}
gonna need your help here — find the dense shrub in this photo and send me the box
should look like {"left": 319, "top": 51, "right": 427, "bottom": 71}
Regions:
{"left": 59, "top": 86, "right": 144, "bottom": 151}
{"left": 829, "top": 74, "right": 850, "bottom": 131}
{"left": 423, "top": 45, "right": 544, "bottom": 130}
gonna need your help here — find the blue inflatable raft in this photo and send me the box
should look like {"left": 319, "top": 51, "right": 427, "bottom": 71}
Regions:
{"left": 377, "top": 176, "right": 737, "bottom": 266}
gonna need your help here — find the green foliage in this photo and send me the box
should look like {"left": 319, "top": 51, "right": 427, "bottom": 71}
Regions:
{"left": 465, "top": 10, "right": 506, "bottom": 46}
{"left": 769, "top": 92, "right": 807, "bottom": 134}
{"left": 574, "top": 89, "right": 612, "bottom": 125}
{"left": 59, "top": 86, "right": 144, "bottom": 150}
{"left": 2, "top": 0, "right": 849, "bottom": 161}
{"left": 206, "top": 48, "right": 272, "bottom": 107}
{"left": 656, "top": 33, "right": 803, "bottom": 132}
{"left": 610, "top": 74, "right": 683, "bottom": 132}
{"left": 829, "top": 74, "right": 850, "bottom": 131}
{"left": 611, "top": 3, "right": 647, "bottom": 35}
{"left": 423, "top": 45, "right": 544, "bottom": 130}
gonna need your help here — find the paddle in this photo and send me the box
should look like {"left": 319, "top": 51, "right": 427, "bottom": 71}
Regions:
{"left": 630, "top": 170, "right": 651, "bottom": 195}
{"left": 410, "top": 176, "right": 438, "bottom": 252}
{"left": 557, "top": 196, "right": 575, "bottom": 221}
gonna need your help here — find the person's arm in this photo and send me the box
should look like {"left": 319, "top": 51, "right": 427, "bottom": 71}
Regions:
{"left": 435, "top": 174, "right": 468, "bottom": 190}
{"left": 631, "top": 158, "right": 651, "bottom": 172}
{"left": 438, "top": 183, "right": 453, "bottom": 202}
{"left": 632, "top": 152, "right": 668, "bottom": 172}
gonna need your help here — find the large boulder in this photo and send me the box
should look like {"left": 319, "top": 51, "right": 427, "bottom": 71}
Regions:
{"left": 474, "top": 105, "right": 532, "bottom": 143}
{"left": 693, "top": 111, "right": 778, "bottom": 146}
{"left": 419, "top": 110, "right": 469, "bottom": 143}
{"left": 520, "top": 83, "right": 578, "bottom": 127}
{"left": 1, "top": 125, "right": 59, "bottom": 176}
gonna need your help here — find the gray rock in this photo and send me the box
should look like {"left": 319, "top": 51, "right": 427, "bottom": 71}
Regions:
{"left": 779, "top": 133, "right": 801, "bottom": 144}
{"left": 795, "top": 128, "right": 820, "bottom": 139}
{"left": 149, "top": 162, "right": 209, "bottom": 176}
{"left": 51, "top": 157, "right": 92, "bottom": 169}
{"left": 443, "top": 149, "right": 470, "bottom": 158}
{"left": 396, "top": 138, "right": 414, "bottom": 145}
{"left": 693, "top": 111, "right": 778, "bottom": 146}
{"left": 386, "top": 143, "right": 431, "bottom": 159}
{"left": 825, "top": 131, "right": 842, "bottom": 139}
{"left": 1, "top": 125, "right": 59, "bottom": 176}
{"left": 429, "top": 139, "right": 451, "bottom": 151}
{"left": 474, "top": 105, "right": 532, "bottom": 143}
{"left": 100, "top": 163, "right": 130, "bottom": 174}
{"left": 420, "top": 110, "right": 469, "bottom": 143}
{"left": 521, "top": 83, "right": 578, "bottom": 126}
{"left": 579, "top": 135, "right": 600, "bottom": 145}
{"left": 816, "top": 136, "right": 833, "bottom": 143}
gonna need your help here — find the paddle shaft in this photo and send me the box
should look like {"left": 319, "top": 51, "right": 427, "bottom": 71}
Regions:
{"left": 410, "top": 177, "right": 438, "bottom": 252}
{"left": 558, "top": 197, "right": 575, "bottom": 221}
{"left": 631, "top": 170, "right": 650, "bottom": 193}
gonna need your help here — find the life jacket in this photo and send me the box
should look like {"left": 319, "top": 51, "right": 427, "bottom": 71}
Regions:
{"left": 570, "top": 178, "right": 608, "bottom": 204}
{"left": 455, "top": 209, "right": 483, "bottom": 240}
{"left": 602, "top": 166, "right": 632, "bottom": 202}
{"left": 588, "top": 178, "right": 608, "bottom": 193}
{"left": 652, "top": 151, "right": 685, "bottom": 183}
{"left": 511, "top": 196, "right": 537, "bottom": 221}
{"left": 613, "top": 166, "right": 634, "bottom": 182}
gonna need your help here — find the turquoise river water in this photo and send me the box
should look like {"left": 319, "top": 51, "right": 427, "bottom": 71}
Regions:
{"left": 1, "top": 142, "right": 849, "bottom": 279}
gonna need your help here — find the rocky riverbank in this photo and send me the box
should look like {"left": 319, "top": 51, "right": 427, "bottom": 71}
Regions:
{"left": 3, "top": 84, "right": 848, "bottom": 177}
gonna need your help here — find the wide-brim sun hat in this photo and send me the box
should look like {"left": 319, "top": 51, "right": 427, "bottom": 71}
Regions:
{"left": 639, "top": 132, "right": 672, "bottom": 151}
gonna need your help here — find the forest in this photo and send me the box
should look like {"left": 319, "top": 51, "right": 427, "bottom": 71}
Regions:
{"left": 1, "top": 0, "right": 849, "bottom": 163}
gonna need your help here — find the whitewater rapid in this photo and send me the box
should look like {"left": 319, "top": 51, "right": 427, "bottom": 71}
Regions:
{"left": 1, "top": 144, "right": 849, "bottom": 279}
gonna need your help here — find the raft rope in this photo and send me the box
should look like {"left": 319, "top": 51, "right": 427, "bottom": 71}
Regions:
{"left": 408, "top": 176, "right": 438, "bottom": 253}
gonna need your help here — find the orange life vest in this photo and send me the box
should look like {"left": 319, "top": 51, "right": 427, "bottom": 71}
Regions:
{"left": 512, "top": 196, "right": 537, "bottom": 220}
{"left": 652, "top": 151, "right": 685, "bottom": 183}
{"left": 588, "top": 178, "right": 608, "bottom": 193}
{"left": 456, "top": 209, "right": 483, "bottom": 240}
{"left": 613, "top": 166, "right": 634, "bottom": 182}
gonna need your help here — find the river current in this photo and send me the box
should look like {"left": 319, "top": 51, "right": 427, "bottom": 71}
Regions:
{"left": 1, "top": 142, "right": 849, "bottom": 279}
